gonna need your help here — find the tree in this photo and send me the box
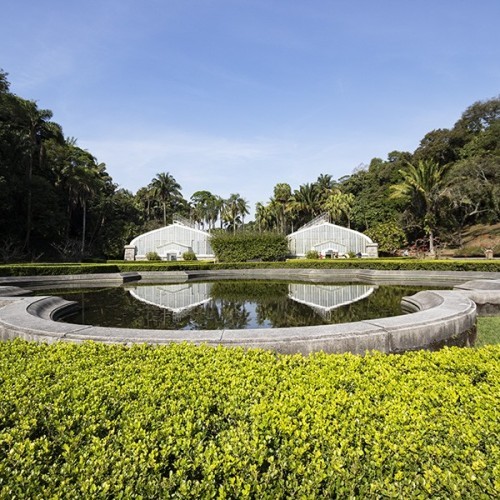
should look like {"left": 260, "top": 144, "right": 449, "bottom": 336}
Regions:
{"left": 314, "top": 174, "right": 339, "bottom": 206}
{"left": 322, "top": 192, "right": 355, "bottom": 227}
{"left": 391, "top": 160, "right": 450, "bottom": 254}
{"left": 190, "top": 190, "right": 220, "bottom": 230}
{"left": 288, "top": 183, "right": 322, "bottom": 226}
{"left": 364, "top": 221, "right": 407, "bottom": 255}
{"left": 149, "top": 172, "right": 182, "bottom": 226}
{"left": 453, "top": 96, "right": 500, "bottom": 135}
{"left": 55, "top": 144, "right": 108, "bottom": 256}
{"left": 255, "top": 202, "right": 276, "bottom": 232}
{"left": 9, "top": 98, "right": 64, "bottom": 249}
{"left": 272, "top": 183, "right": 292, "bottom": 234}
{"left": 222, "top": 193, "right": 249, "bottom": 233}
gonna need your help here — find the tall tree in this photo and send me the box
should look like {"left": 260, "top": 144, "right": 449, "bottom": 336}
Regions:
{"left": 222, "top": 193, "right": 249, "bottom": 233}
{"left": 190, "top": 190, "right": 219, "bottom": 230}
{"left": 323, "top": 192, "right": 355, "bottom": 227}
{"left": 391, "top": 160, "right": 450, "bottom": 254}
{"left": 149, "top": 172, "right": 182, "bottom": 226}
{"left": 9, "top": 98, "right": 64, "bottom": 249}
{"left": 288, "top": 183, "right": 322, "bottom": 226}
{"left": 272, "top": 183, "right": 292, "bottom": 234}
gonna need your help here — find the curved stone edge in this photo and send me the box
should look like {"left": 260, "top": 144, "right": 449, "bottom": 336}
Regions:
{"left": 454, "top": 279, "right": 500, "bottom": 315}
{"left": 0, "top": 289, "right": 477, "bottom": 355}
{"left": 1, "top": 271, "right": 499, "bottom": 355}
{"left": 2, "top": 269, "right": 500, "bottom": 288}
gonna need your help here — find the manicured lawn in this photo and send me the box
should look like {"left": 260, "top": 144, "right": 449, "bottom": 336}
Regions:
{"left": 476, "top": 315, "right": 500, "bottom": 347}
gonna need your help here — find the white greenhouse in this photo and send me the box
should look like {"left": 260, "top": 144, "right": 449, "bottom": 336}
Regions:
{"left": 288, "top": 214, "right": 378, "bottom": 258}
{"left": 124, "top": 217, "right": 214, "bottom": 261}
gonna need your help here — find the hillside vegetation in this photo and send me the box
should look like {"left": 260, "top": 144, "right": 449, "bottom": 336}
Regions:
{"left": 1, "top": 68, "right": 498, "bottom": 262}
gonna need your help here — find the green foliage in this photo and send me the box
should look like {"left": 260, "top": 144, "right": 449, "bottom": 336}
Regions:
{"left": 454, "top": 246, "right": 488, "bottom": 258}
{"left": 0, "top": 263, "right": 120, "bottom": 277}
{"left": 0, "top": 340, "right": 499, "bottom": 497}
{"left": 1, "top": 69, "right": 498, "bottom": 261}
{"left": 305, "top": 249, "right": 320, "bottom": 259}
{"left": 2, "top": 258, "right": 500, "bottom": 276}
{"left": 365, "top": 221, "right": 407, "bottom": 255}
{"left": 210, "top": 232, "right": 289, "bottom": 262}
{"left": 146, "top": 251, "right": 161, "bottom": 261}
{"left": 476, "top": 316, "right": 500, "bottom": 347}
{"left": 182, "top": 251, "right": 197, "bottom": 261}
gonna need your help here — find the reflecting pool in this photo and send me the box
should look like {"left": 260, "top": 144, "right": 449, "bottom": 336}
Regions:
{"left": 42, "top": 280, "right": 445, "bottom": 330}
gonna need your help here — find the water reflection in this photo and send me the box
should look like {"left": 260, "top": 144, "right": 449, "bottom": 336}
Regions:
{"left": 126, "top": 281, "right": 375, "bottom": 329}
{"left": 54, "top": 281, "right": 431, "bottom": 331}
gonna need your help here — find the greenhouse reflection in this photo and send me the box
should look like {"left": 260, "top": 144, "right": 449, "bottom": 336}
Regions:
{"left": 288, "top": 283, "right": 375, "bottom": 319}
{"left": 128, "top": 282, "right": 376, "bottom": 324}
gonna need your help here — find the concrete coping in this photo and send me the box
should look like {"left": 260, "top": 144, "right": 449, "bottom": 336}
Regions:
{"left": 1, "top": 269, "right": 497, "bottom": 355}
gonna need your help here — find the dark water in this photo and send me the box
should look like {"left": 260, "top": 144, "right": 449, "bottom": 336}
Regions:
{"left": 39, "top": 280, "right": 445, "bottom": 331}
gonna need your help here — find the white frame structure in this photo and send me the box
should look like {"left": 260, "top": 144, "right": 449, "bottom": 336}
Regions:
{"left": 288, "top": 215, "right": 378, "bottom": 258}
{"left": 125, "top": 221, "right": 214, "bottom": 261}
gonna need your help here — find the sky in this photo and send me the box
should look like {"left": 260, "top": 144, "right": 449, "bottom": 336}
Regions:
{"left": 1, "top": 0, "right": 499, "bottom": 218}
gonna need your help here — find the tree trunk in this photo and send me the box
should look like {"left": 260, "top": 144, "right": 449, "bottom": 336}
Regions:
{"left": 429, "top": 230, "right": 435, "bottom": 255}
{"left": 81, "top": 201, "right": 87, "bottom": 257}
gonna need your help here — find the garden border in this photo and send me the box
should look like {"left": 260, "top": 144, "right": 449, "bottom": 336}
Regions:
{"left": 1, "top": 270, "right": 499, "bottom": 354}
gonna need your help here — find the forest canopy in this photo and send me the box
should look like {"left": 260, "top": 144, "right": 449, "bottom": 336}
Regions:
{"left": 1, "top": 69, "right": 498, "bottom": 261}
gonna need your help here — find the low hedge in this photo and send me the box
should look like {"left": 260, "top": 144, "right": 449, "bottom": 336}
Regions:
{"left": 117, "top": 258, "right": 500, "bottom": 272}
{"left": 0, "top": 263, "right": 120, "bottom": 277}
{"left": 1, "top": 259, "right": 500, "bottom": 276}
{"left": 0, "top": 341, "right": 498, "bottom": 498}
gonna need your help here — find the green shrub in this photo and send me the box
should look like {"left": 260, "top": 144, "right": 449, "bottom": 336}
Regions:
{"left": 0, "top": 341, "right": 499, "bottom": 498}
{"left": 1, "top": 257, "right": 500, "bottom": 276}
{"left": 210, "top": 232, "right": 289, "bottom": 262}
{"left": 365, "top": 221, "right": 407, "bottom": 255}
{"left": 0, "top": 264, "right": 120, "bottom": 277}
{"left": 454, "top": 245, "right": 500, "bottom": 258}
{"left": 182, "top": 251, "right": 197, "bottom": 261}
{"left": 305, "top": 249, "right": 320, "bottom": 259}
{"left": 146, "top": 251, "right": 162, "bottom": 261}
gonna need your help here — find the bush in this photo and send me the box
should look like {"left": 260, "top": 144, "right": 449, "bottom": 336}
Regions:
{"left": 364, "top": 221, "right": 407, "bottom": 255}
{"left": 0, "top": 341, "right": 499, "bottom": 498}
{"left": 305, "top": 249, "right": 320, "bottom": 259}
{"left": 1, "top": 257, "right": 500, "bottom": 276}
{"left": 182, "top": 251, "right": 197, "bottom": 261}
{"left": 146, "top": 251, "right": 162, "bottom": 261}
{"left": 454, "top": 245, "right": 500, "bottom": 258}
{"left": 0, "top": 264, "right": 120, "bottom": 277}
{"left": 210, "top": 232, "right": 289, "bottom": 262}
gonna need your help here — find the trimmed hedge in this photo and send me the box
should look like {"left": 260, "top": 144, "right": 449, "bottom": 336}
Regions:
{"left": 0, "top": 263, "right": 120, "bottom": 277}
{"left": 210, "top": 232, "right": 289, "bottom": 262}
{"left": 0, "top": 341, "right": 499, "bottom": 498}
{"left": 2, "top": 259, "right": 500, "bottom": 276}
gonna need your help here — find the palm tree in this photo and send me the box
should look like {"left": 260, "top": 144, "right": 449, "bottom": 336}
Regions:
{"left": 288, "top": 183, "right": 322, "bottom": 225}
{"left": 57, "top": 145, "right": 104, "bottom": 255}
{"left": 255, "top": 202, "right": 275, "bottom": 232}
{"left": 13, "top": 98, "right": 64, "bottom": 249}
{"left": 149, "top": 172, "right": 182, "bottom": 226}
{"left": 391, "top": 160, "right": 450, "bottom": 254}
{"left": 190, "top": 190, "right": 219, "bottom": 230}
{"left": 315, "top": 174, "right": 339, "bottom": 205}
{"left": 323, "top": 192, "right": 355, "bottom": 228}
{"left": 272, "top": 183, "right": 292, "bottom": 234}
{"left": 222, "top": 193, "right": 249, "bottom": 232}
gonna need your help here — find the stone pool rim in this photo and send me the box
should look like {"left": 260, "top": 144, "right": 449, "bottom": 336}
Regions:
{"left": 1, "top": 269, "right": 500, "bottom": 355}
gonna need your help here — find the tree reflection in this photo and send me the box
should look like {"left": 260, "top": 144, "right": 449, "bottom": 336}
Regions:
{"left": 46, "top": 282, "right": 441, "bottom": 331}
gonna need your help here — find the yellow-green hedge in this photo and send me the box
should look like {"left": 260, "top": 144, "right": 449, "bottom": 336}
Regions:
{"left": 2, "top": 259, "right": 500, "bottom": 275}
{"left": 1, "top": 341, "right": 499, "bottom": 498}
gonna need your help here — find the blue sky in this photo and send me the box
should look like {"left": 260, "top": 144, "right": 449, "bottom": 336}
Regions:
{"left": 2, "top": 0, "right": 499, "bottom": 216}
